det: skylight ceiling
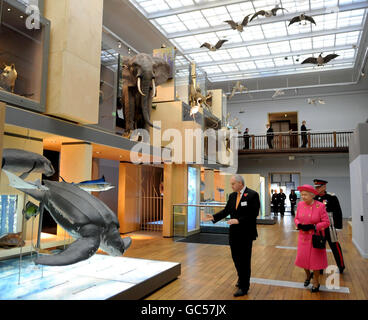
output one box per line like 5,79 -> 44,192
129,0 -> 368,82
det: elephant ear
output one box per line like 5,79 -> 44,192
153,57 -> 171,86
121,56 -> 136,87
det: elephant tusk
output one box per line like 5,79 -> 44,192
137,77 -> 146,96
152,79 -> 156,98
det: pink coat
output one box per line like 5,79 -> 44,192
294,200 -> 330,270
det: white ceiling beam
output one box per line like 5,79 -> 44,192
146,0 -> 251,20
163,2 -> 367,39
192,44 -> 355,68
206,58 -> 355,81
181,25 -> 362,55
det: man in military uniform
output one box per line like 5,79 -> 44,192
314,179 -> 345,274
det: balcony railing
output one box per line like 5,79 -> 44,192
238,130 -> 353,152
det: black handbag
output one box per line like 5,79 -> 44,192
312,228 -> 326,249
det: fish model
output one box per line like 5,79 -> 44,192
22,201 -> 40,220
2,148 -> 55,179
3,170 -> 132,266
61,176 -> 115,192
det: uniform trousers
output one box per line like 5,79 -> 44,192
229,232 -> 253,291
325,228 -> 345,270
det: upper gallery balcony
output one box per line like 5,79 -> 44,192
238,130 -> 353,154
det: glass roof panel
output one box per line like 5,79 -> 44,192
129,0 -> 367,81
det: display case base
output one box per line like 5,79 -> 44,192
0,253 -> 180,300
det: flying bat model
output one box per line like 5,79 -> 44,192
200,39 -> 228,51
302,53 -> 339,66
224,14 -> 252,32
250,5 -> 288,22
289,13 -> 316,26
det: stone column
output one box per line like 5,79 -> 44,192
44,0 -> 103,124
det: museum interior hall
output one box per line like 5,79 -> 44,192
0,0 -> 368,302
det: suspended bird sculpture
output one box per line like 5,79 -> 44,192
302,53 -> 339,66
272,89 -> 285,99
307,98 -> 326,105
229,81 -> 249,99
250,5 -> 288,22
288,13 -> 316,26
200,39 -> 228,51
224,14 -> 252,32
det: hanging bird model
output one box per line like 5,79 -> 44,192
229,81 -> 249,99
224,14 -> 252,32
250,5 -> 288,22
288,13 -> 316,26
272,89 -> 285,99
302,53 -> 339,66
200,39 -> 228,51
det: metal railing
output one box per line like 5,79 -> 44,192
238,130 -> 353,151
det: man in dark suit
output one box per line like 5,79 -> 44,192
203,175 -> 260,297
278,188 -> 286,217
313,179 -> 345,274
271,189 -> 279,216
243,128 -> 250,149
300,120 -> 308,148
289,189 -> 297,216
266,123 -> 274,149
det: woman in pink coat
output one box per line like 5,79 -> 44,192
295,185 -> 330,292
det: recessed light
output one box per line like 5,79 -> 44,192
95,151 -> 101,154
20,15 -> 24,19
7,8 -> 11,12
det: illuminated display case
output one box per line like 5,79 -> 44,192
0,0 -> 50,112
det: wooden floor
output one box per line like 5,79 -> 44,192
123,216 -> 368,300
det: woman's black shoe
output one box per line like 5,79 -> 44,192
311,284 -> 320,293
304,272 -> 314,287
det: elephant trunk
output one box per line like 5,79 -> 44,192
140,77 -> 159,129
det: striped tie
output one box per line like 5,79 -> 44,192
236,191 -> 241,209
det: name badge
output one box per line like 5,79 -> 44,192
241,201 -> 247,206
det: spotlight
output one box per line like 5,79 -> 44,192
7,8 -> 11,12
362,71 -> 366,77
118,41 -> 122,49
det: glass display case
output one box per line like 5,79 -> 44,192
173,202 -> 227,237
0,0 -> 49,112
90,42 -> 119,133
174,55 -> 190,105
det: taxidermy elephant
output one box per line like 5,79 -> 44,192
121,53 -> 171,136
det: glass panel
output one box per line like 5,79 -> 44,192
0,1 -> 45,103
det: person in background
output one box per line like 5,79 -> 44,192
300,120 -> 308,148
266,123 -> 274,149
243,128 -> 250,150
294,185 -> 330,293
278,188 -> 286,217
202,175 -> 260,297
271,189 -> 279,217
313,179 -> 345,274
289,189 -> 297,216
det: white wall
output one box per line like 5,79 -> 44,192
229,91 -> 368,134
350,154 -> 368,258
238,154 -> 351,218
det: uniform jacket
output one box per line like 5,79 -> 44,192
314,192 -> 343,229
213,187 -> 260,240
294,200 -> 330,270
271,193 -> 278,204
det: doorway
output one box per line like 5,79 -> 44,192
268,112 -> 298,148
269,172 -> 300,215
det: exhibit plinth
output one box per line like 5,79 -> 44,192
0,253 -> 181,300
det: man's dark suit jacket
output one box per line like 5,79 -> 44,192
212,187 -> 260,241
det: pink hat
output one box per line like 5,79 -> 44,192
297,184 -> 319,195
